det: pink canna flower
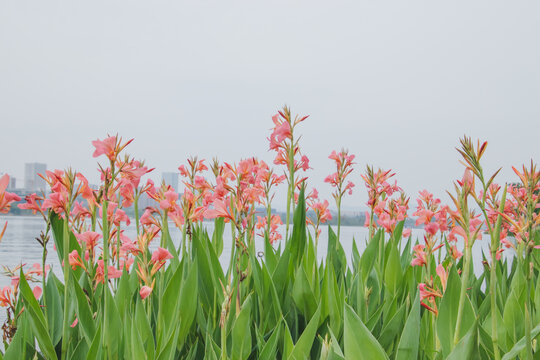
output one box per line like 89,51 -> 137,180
0,286 -> 13,307
436,264 -> 448,291
18,193 -> 45,216
70,318 -> 78,328
411,244 -> 427,267
92,135 -> 133,162
140,285 -> 153,300
159,189 -> 179,212
42,192 -> 68,216
75,231 -> 102,250
151,247 -> 173,264
0,174 -> 21,213
92,136 -> 117,159
402,228 -> 412,238
204,198 -> 235,223
32,286 -> 42,300
68,250 -> 85,271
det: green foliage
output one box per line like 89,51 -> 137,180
2,192 -> 539,359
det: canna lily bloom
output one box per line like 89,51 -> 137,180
140,285 -> 153,300
92,135 -> 133,162
159,189 -> 179,212
0,286 -> 13,307
75,231 -> 102,250
418,283 -> 442,315
68,250 -> 85,271
94,261 -> 123,284
42,192 -> 68,216
0,174 -> 21,213
411,244 -> 427,267
32,286 -> 42,300
151,247 -> 174,274
151,247 -> 173,264
18,193 -> 45,216
204,198 -> 236,223
436,264 -> 448,291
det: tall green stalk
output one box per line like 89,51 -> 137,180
60,216 -> 70,360
453,243 -> 471,347
101,199 -> 110,356
489,185 -> 506,360
337,197 -> 342,242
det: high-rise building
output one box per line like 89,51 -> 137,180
162,172 -> 179,193
24,163 -> 47,192
7,176 -> 16,190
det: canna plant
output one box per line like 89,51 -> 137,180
0,110 -> 539,359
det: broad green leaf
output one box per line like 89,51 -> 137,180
292,265 -> 318,320
436,266 -> 476,357
501,323 -> 540,360
177,262 -> 199,350
18,269 -> 57,360
395,292 -> 420,360
383,243 -> 402,295
231,295 -> 253,360
45,272 -> 63,346
288,307 -> 321,360
212,217 -> 225,257
344,304 -> 389,360
446,321 -> 477,360
157,258 -> 185,351
259,323 -> 282,360
71,274 -> 96,346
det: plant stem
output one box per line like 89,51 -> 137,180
221,323 -> 227,360
134,195 -> 140,237
61,217 -> 70,360
453,245 -> 471,347
41,221 -> 50,331
101,199 -> 110,356
336,196 -> 342,244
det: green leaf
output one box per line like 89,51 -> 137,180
50,212 -> 83,279
18,269 -> 58,360
288,306 -> 321,360
212,217 -> 225,257
395,292 -> 420,360
501,323 -> 540,360
259,323 -> 282,360
436,266 -> 476,357
70,275 -> 96,346
383,243 -> 402,295
157,258 -> 185,352
231,295 -> 253,360
290,186 -> 307,267
344,304 -> 389,360
292,265 -> 318,320
45,272 -> 63,346
3,312 -> 28,360
177,262 -> 199,350
446,321 -> 477,360
86,321 -> 102,360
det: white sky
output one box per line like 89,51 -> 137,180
1,1 -> 539,210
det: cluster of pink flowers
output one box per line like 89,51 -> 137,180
0,174 -> 21,242
325,149 -> 355,198
361,167 -> 410,236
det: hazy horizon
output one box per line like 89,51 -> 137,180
1,1 -> 539,210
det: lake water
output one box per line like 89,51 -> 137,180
0,216 -> 504,290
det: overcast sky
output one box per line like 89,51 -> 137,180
1,1 -> 539,210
